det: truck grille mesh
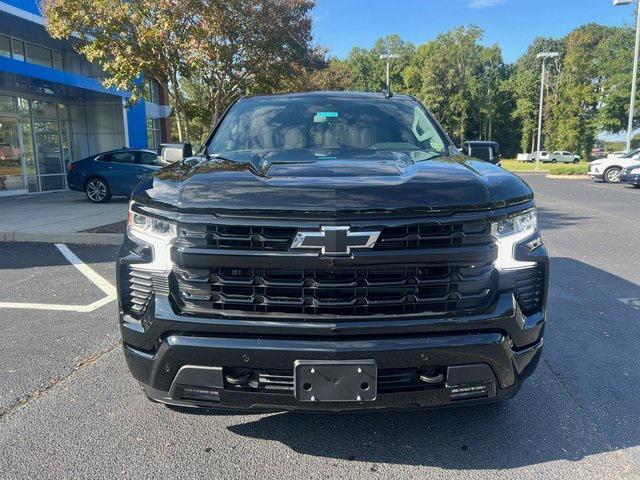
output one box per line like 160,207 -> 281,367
173,263 -> 497,317
176,221 -> 492,252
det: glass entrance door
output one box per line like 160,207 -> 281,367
33,119 -> 66,191
0,116 -> 27,195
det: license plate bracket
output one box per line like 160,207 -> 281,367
294,360 -> 377,402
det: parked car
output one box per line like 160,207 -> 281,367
620,163 -> 640,187
588,150 -> 640,183
532,151 -> 549,162
548,151 -> 580,164
67,148 -> 166,203
461,140 -> 500,164
117,91 -> 548,412
517,153 -> 534,162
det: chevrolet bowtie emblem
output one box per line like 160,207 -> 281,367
291,226 -> 381,255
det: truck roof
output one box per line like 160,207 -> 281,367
242,91 -> 416,101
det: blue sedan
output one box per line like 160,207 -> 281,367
67,149 -> 164,203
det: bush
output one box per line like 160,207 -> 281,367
548,164 -> 589,175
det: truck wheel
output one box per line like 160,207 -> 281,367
604,167 -> 622,183
550,159 -> 557,164
85,177 -> 112,203
573,159 -> 579,164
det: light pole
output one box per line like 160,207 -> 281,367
614,0 -> 640,152
379,54 -> 400,91
535,51 -> 560,171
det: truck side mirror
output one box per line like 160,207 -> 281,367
158,143 -> 193,163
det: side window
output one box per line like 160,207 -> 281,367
110,152 -> 136,164
139,152 -> 160,165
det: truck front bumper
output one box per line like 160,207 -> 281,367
120,292 -> 546,412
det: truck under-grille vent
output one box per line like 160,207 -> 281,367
173,263 -> 496,317
514,264 -> 546,315
176,221 -> 492,252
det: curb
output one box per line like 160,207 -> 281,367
545,174 -> 590,180
0,231 -> 123,245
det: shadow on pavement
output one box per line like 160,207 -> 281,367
222,257 -> 640,471
536,206 -> 590,231
0,242 -> 118,270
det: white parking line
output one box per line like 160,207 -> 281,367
618,298 -> 640,310
54,243 -> 117,297
0,243 -> 116,313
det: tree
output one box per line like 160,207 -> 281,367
551,24 -> 611,158
42,0 -> 197,140
41,0 -> 319,139
508,37 -> 564,154
596,26 -> 637,134
185,0 -> 319,127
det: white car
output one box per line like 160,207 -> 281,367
532,151 -> 549,162
588,150 -> 640,183
548,150 -> 580,164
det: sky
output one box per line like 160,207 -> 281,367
312,0 -> 635,64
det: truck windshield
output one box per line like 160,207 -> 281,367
207,95 -> 447,160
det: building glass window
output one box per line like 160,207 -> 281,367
0,95 -> 72,194
146,118 -> 160,149
17,97 -> 30,116
30,100 -> 58,118
26,43 -> 53,68
0,95 -> 16,113
0,35 -> 10,58
144,79 -> 160,104
11,39 -> 25,62
52,51 -> 64,70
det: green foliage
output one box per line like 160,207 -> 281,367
548,164 -> 589,175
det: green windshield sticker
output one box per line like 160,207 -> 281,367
314,111 -> 339,123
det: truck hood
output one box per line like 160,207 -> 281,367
134,152 -> 533,215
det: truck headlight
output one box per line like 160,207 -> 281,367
492,209 -> 538,270
127,203 -> 177,272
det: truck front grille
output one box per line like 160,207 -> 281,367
176,221 -> 493,252
173,263 -> 497,317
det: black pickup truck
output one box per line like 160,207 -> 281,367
117,91 -> 548,411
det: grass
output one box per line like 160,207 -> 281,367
500,159 -> 550,172
547,164 -> 589,175
500,159 -> 590,174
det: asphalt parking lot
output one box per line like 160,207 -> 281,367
0,174 -> 639,480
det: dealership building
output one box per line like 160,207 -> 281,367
0,0 -> 171,196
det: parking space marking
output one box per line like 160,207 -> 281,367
54,243 -> 116,297
0,243 -> 116,313
618,298 -> 640,310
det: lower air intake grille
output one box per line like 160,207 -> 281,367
515,264 -> 546,315
173,264 -> 496,318
126,268 -> 170,317
223,368 -> 443,394
128,268 -> 153,316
